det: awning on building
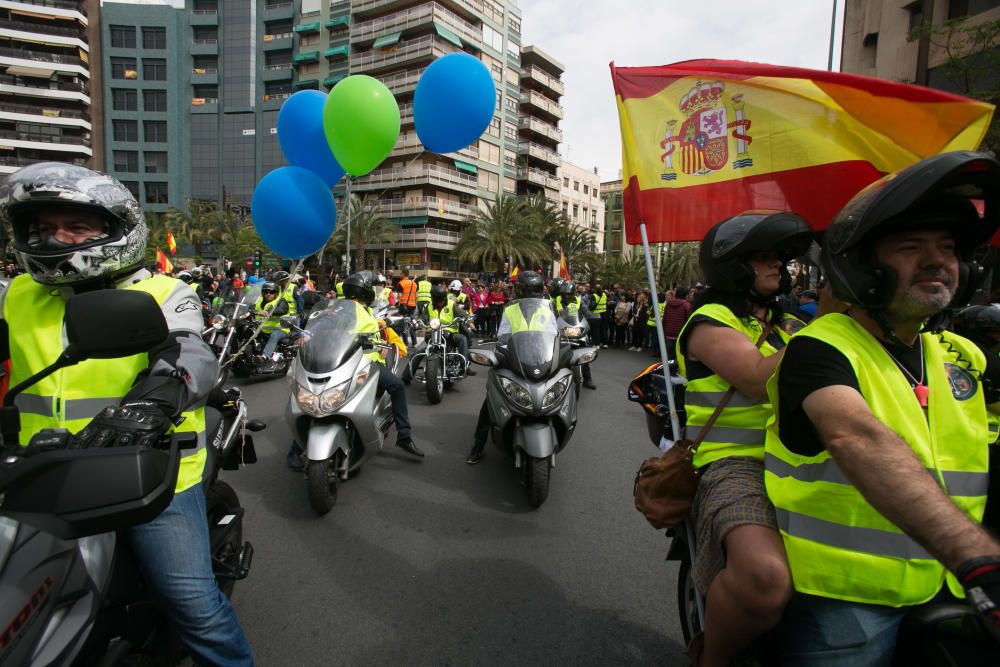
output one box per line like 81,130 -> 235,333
292,51 -> 320,64
323,74 -> 346,89
4,65 -> 55,78
372,31 -> 402,49
294,22 -> 321,34
453,159 -> 478,175
325,16 -> 350,29
433,23 -> 464,49
293,79 -> 319,90
396,216 -> 428,227
324,45 -> 348,59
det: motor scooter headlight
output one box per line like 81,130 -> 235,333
296,380 -> 351,416
541,376 -> 572,409
563,326 -> 582,338
211,314 -> 228,330
296,384 -> 320,415
498,376 -> 533,410
429,317 -> 441,330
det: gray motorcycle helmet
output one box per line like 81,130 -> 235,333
1,162 -> 147,286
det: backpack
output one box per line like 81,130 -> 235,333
614,300 -> 631,325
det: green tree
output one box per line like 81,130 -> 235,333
599,254 -> 647,290
329,195 -> 395,272
657,242 -> 701,288
552,225 -> 602,280
163,198 -> 218,258
144,210 -> 170,266
453,194 -> 548,273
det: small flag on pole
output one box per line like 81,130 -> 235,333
509,265 -> 520,280
156,247 -> 173,274
559,249 -> 570,280
166,232 -> 177,254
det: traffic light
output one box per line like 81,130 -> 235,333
254,250 -> 262,268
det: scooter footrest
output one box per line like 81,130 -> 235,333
214,541 -> 253,580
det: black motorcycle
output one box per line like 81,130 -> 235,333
407,315 -> 473,404
0,289 -> 264,666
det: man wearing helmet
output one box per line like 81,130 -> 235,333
0,162 -> 252,664
465,271 -> 554,464
765,152 -> 1000,664
403,284 -> 475,384
554,281 -> 596,390
676,210 -> 814,666
342,271 -> 423,458
255,281 -> 290,369
448,279 -> 468,307
272,270 -> 301,319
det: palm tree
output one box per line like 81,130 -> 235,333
163,198 -> 218,258
329,195 -> 395,272
600,254 -> 648,290
453,194 -> 548,273
552,224 -> 602,280
658,242 -> 701,288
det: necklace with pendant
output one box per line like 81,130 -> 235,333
881,336 -> 929,407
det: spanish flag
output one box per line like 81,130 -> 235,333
610,59 -> 995,243
559,249 -> 570,281
156,247 -> 173,274
509,265 -> 520,280
166,232 -> 177,254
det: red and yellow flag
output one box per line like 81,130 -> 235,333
155,247 -> 173,274
610,59 -> 995,244
559,250 -> 570,281
166,232 -> 177,254
509,265 -> 520,280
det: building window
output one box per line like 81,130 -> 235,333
905,1 -> 925,32
145,181 -> 168,204
121,181 -> 140,200
112,88 -> 138,111
144,90 -> 167,112
110,25 -> 136,49
508,15 -> 521,33
949,0 -> 1000,18
572,204 -> 578,220
504,96 -> 517,113
142,27 -> 167,50
113,119 -> 138,142
591,210 -> 597,225
503,122 -> 517,141
504,149 -> 516,167
487,116 -> 501,138
144,120 -> 167,143
583,184 -> 589,195
145,151 -> 168,173
863,33 -> 878,68
143,58 -> 166,81
113,150 -> 139,173
573,180 -> 579,191
563,176 -> 569,187
482,24 -> 504,52
300,33 -> 320,47
111,58 -> 138,80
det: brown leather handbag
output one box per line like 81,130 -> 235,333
633,324 -> 772,530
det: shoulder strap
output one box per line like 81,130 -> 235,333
690,323 -> 773,450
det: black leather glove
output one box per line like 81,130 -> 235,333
71,401 -> 173,449
957,555 -> 1000,640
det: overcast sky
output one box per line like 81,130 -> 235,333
518,0 -> 845,182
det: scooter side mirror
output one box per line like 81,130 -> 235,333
65,289 -> 169,362
571,348 -> 598,366
469,349 -> 497,367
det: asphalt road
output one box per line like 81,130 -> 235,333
225,346 -> 688,666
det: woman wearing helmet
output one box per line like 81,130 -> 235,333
676,210 -> 813,666
765,152 -> 1000,664
0,162 -> 252,664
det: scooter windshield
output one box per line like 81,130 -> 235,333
228,284 -> 262,320
298,299 -> 364,373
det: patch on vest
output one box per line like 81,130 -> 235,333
781,318 -> 805,335
944,363 -> 977,401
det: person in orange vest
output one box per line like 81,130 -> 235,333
397,268 -> 418,347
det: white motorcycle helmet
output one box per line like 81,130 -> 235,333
1,162 -> 147,287
449,279 -> 462,293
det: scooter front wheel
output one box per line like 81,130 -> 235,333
307,458 -> 339,515
525,455 -> 551,508
426,356 -> 444,404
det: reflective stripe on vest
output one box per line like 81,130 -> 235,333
417,280 -> 432,303
676,303 -> 786,468
764,314 -> 989,606
592,292 -> 606,314
646,302 -> 666,327
282,283 -> 297,315
4,274 -> 207,493
428,301 -> 458,333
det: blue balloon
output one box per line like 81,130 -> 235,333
251,167 -> 336,259
277,90 -> 345,187
414,53 -> 496,154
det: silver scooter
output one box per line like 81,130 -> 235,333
285,299 -> 403,515
469,298 -> 597,507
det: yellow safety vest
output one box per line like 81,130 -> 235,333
504,301 -> 555,333
592,292 -> 607,314
350,300 -> 384,365
428,300 -> 458,333
449,291 -> 468,306
416,280 -> 432,304
375,286 -> 391,303
4,275 -> 207,493
336,281 -> 344,298
646,301 -> 666,327
254,296 -> 287,333
677,303 -> 788,468
553,296 -> 580,318
281,283 -> 297,315
765,314 -> 989,607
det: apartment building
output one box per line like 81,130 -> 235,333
517,44 -> 562,200
601,178 -> 630,260
841,0 -> 1000,86
0,0 -> 98,175
293,0 -> 349,93
558,160 -> 603,253
101,0 -> 298,214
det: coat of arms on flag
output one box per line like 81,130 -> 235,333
661,80 -> 752,180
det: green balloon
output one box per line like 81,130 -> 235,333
323,75 -> 401,177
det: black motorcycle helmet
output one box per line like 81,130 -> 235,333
548,277 -> 564,295
342,270 -> 375,305
273,270 -> 290,285
261,281 -> 278,299
700,210 -> 814,295
559,280 -> 576,297
430,284 -> 448,306
952,304 -> 1000,350
176,270 -> 194,285
514,270 -> 544,298
822,151 -> 1000,316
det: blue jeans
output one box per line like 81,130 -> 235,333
776,593 -> 906,666
262,329 -> 287,358
127,485 -> 254,666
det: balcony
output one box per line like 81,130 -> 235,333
295,21 -> 321,34
376,196 -> 476,222
0,18 -> 83,39
0,100 -> 89,127
352,2 -> 480,50
292,51 -> 320,66
522,65 -> 564,96
522,90 -> 563,120
352,34 -> 456,74
388,225 -> 463,250
191,66 -> 218,84
293,78 -> 319,90
0,74 -> 89,103
262,32 -> 293,51
517,116 -> 562,144
325,15 -> 350,31
324,45 -> 348,60
190,8 -> 218,25
0,127 -> 91,155
191,96 -> 219,106
263,63 -> 292,81
516,141 -> 559,167
322,73 -> 345,89
354,163 -> 478,194
352,0 -> 485,20
376,68 -> 421,95
517,167 -> 559,190
263,1 -> 294,20
191,38 -> 218,55
0,45 -> 83,68
399,101 -> 413,125
261,92 -> 290,110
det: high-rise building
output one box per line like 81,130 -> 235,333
0,0 -> 99,176
557,160 -> 603,253
101,0 -> 299,214
293,0 -> 349,94
517,45 -> 562,199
